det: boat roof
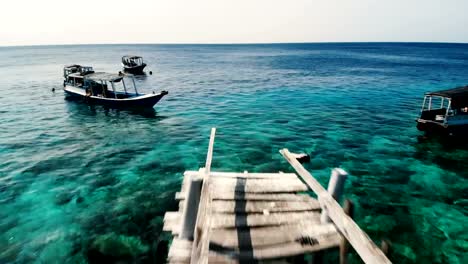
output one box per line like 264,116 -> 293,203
64,64 -> 93,70
122,55 -> 142,59
426,85 -> 468,98
84,72 -> 124,82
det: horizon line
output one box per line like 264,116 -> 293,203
1,40 -> 468,48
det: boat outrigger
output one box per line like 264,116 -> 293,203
63,65 -> 167,109
122,55 -> 147,74
417,85 -> 468,136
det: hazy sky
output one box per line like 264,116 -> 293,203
1,0 -> 467,46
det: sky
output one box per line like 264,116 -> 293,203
1,0 -> 467,46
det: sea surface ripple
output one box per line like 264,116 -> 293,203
0,43 -> 467,263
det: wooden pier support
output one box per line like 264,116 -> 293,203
340,199 -> 354,264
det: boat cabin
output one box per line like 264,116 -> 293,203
122,56 -> 144,67
417,85 -> 468,135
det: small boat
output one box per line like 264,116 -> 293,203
122,55 -> 147,74
63,65 -> 167,109
416,85 -> 468,136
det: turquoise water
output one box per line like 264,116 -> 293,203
0,43 -> 467,263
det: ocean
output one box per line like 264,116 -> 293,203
0,43 -> 467,263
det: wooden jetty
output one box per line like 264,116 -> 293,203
163,128 -> 392,263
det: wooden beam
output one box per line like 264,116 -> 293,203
204,128 -> 216,176
191,128 -> 217,264
280,149 -> 392,264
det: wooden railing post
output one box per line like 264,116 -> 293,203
190,128 -> 216,264
321,168 -> 348,223
381,240 -> 391,256
340,199 -> 354,264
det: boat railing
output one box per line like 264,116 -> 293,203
420,95 -> 452,124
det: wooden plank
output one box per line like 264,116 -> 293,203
179,192 -> 321,212
280,149 -> 392,264
210,223 -> 339,248
247,233 -> 341,259
211,200 -> 320,213
179,192 -> 315,201
169,238 -> 237,264
185,170 -> 297,179
210,211 -> 321,229
211,193 -> 316,201
163,212 -> 180,233
211,178 -> 308,193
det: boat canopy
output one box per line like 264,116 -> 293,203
122,55 -> 144,66
122,55 -> 142,60
426,85 -> 468,109
64,64 -> 82,70
85,72 -> 124,82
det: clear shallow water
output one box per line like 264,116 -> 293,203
0,43 -> 467,263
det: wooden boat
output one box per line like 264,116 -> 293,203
122,55 -> 147,74
63,65 -> 167,109
416,85 -> 468,136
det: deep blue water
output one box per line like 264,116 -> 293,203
0,43 -> 467,263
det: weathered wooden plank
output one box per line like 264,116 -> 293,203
169,238 -> 237,264
280,149 -> 392,264
211,193 -> 316,201
211,200 -> 320,213
185,170 -> 297,179
210,211 -> 321,229
247,233 -> 341,259
210,223 -> 338,248
163,211 -> 180,233
211,178 -> 308,193
179,192 -> 316,201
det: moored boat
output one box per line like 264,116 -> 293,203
63,65 -> 167,109
121,55 -> 147,74
416,85 -> 468,136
